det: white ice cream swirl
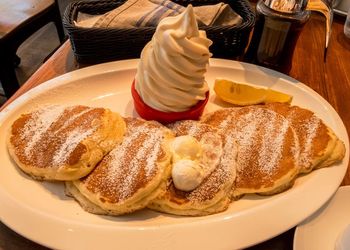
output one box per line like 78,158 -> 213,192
135,5 -> 212,112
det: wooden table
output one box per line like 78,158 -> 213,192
0,13 -> 349,250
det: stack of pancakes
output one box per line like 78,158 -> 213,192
7,105 -> 126,181
7,103 -> 345,216
201,103 -> 345,198
66,118 -> 174,215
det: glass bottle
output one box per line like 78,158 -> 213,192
245,0 -> 333,74
345,7 -> 350,38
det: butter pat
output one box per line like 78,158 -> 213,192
170,134 -> 222,192
172,135 -> 202,161
171,136 -> 204,191
172,159 -> 204,191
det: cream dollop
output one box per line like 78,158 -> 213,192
172,135 -> 202,160
171,134 -> 222,191
172,159 -> 204,191
135,5 -> 212,112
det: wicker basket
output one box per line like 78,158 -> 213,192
63,0 -> 256,64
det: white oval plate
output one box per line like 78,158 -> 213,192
294,186 -> 350,250
0,59 -> 348,250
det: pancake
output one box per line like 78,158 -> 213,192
202,106 -> 300,197
315,139 -> 345,169
66,117 -> 174,215
264,102 -> 345,173
148,120 -> 236,216
7,105 -> 125,181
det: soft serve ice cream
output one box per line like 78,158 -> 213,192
135,5 -> 212,113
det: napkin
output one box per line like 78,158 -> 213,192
75,0 -> 242,28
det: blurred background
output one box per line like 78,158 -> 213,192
0,0 -> 348,107
0,0 -> 91,106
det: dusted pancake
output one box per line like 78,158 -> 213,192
202,106 -> 300,197
264,103 -> 345,173
67,118 -> 174,215
7,105 -> 125,181
149,120 -> 236,216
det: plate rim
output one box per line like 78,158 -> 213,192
293,185 -> 350,250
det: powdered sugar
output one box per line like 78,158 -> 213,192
258,116 -> 289,174
22,105 -> 65,157
186,122 -> 201,138
105,128 -> 144,199
145,135 -> 162,176
284,108 -> 321,169
233,112 -> 258,155
16,105 -> 105,168
239,109 -> 292,176
220,132 -> 237,174
214,107 -> 298,178
103,121 -> 166,201
54,107 -> 93,134
52,127 -> 94,166
199,132 -> 223,176
217,111 -> 235,131
298,115 -> 321,167
119,129 -> 163,200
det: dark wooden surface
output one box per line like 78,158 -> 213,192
0,0 -> 55,36
0,13 -> 349,250
291,14 -> 350,185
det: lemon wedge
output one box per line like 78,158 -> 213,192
214,79 -> 292,106
265,89 -> 293,103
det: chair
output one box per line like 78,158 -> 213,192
0,0 -> 65,98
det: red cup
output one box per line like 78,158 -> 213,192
131,80 -> 209,124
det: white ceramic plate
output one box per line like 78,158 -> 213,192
294,186 -> 350,250
0,59 -> 348,250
